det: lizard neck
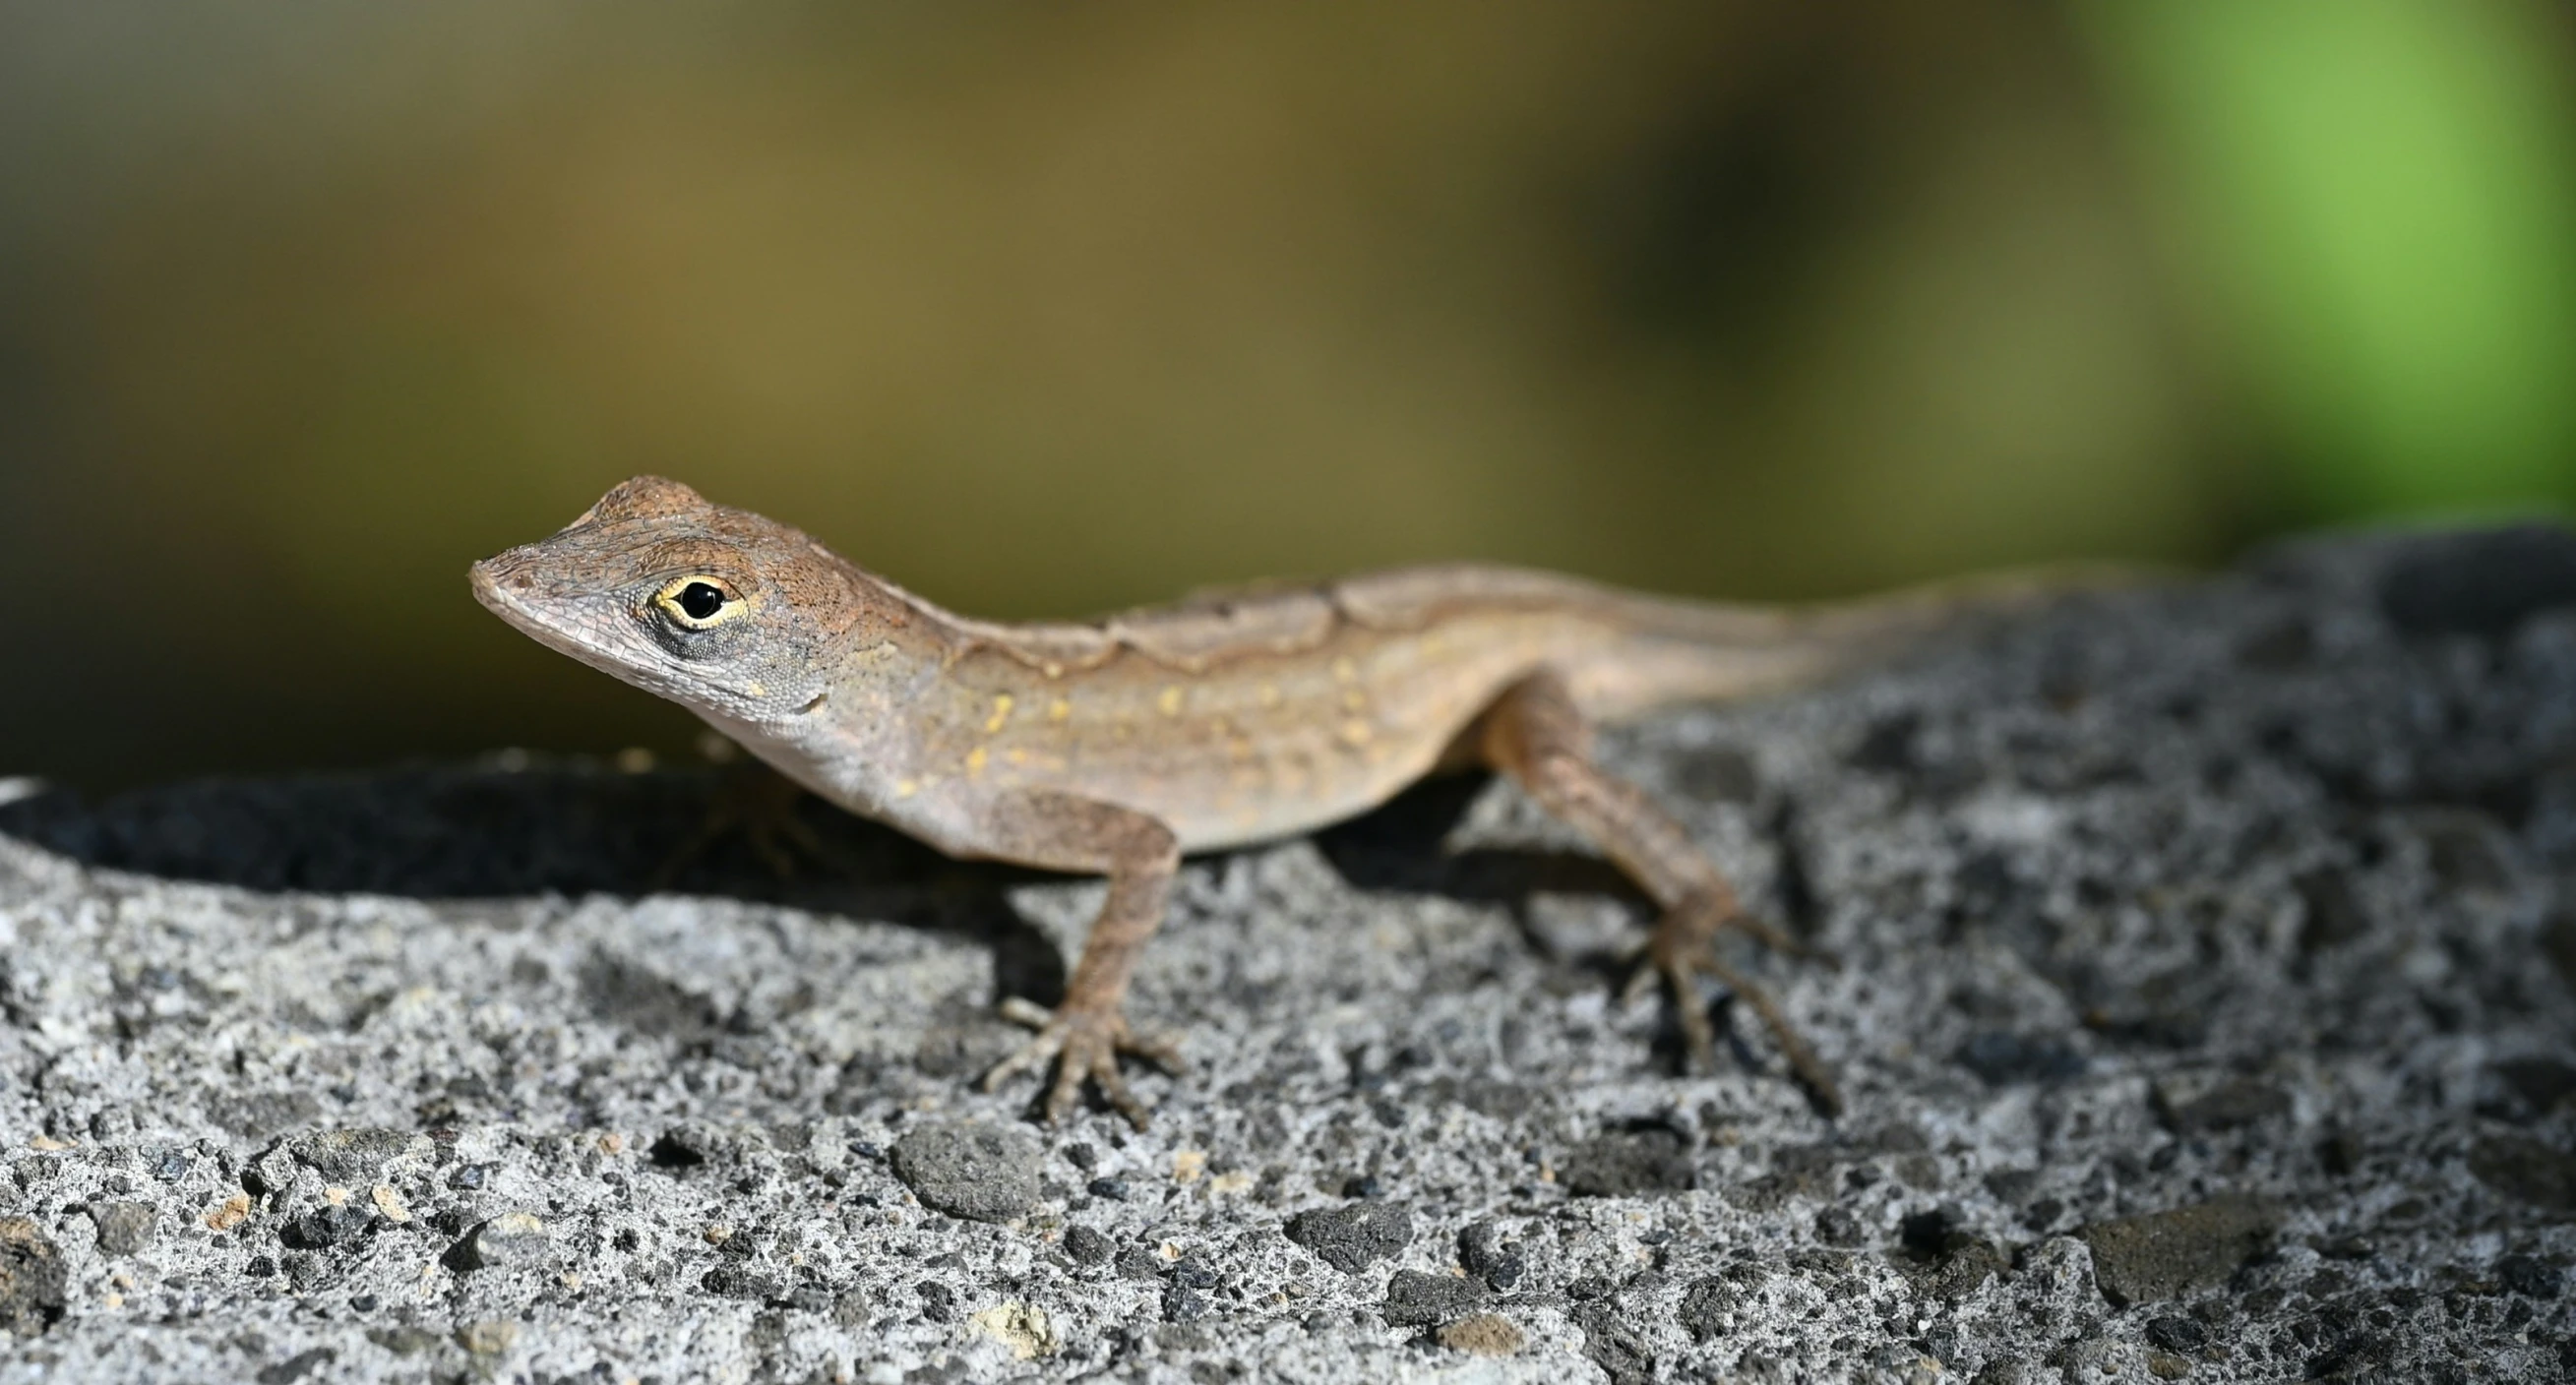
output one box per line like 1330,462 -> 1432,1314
693,615 -> 977,838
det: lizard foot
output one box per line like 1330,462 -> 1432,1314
1624,892 -> 1843,1118
981,995 -> 1187,1129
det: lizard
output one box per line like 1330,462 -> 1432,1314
472,475 -> 2091,1127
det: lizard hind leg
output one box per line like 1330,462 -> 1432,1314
1476,669 -> 1845,1117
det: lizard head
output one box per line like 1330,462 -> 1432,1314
470,476 -> 889,726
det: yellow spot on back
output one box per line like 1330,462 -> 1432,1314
892,778 -> 921,799
1157,686 -> 1185,717
1257,683 -> 1282,708
1340,688 -> 1368,712
1048,697 -> 1073,721
1331,656 -> 1358,684
985,694 -> 1014,733
1006,748 -> 1029,765
965,746 -> 989,776
1338,719 -> 1373,747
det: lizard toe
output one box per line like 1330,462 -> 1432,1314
1637,900 -> 1842,1114
986,999 -> 1167,1130
1117,1028 -> 1189,1076
1637,933 -> 1724,1074
1087,1053 -> 1151,1130
1041,1031 -> 1095,1125
979,1021 -> 1069,1094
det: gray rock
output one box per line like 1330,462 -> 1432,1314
2495,1252 -> 2564,1298
2470,1134 -> 2576,1216
83,1202 -> 155,1258
701,1264 -> 780,1300
1063,1225 -> 1115,1265
1283,1202 -> 1412,1273
1562,1126 -> 1693,1197
212,1092 -> 323,1143
455,1319 -> 518,1355
2153,1074 -> 2291,1133
1457,1219 -> 1522,1289
887,1121 -> 1041,1223
1380,1268 -> 1485,1326
2141,1314 -> 2206,1354
830,1291 -> 873,1329
1954,1030 -> 2086,1086
252,1347 -> 334,1384
1572,1301 -> 1657,1385
0,527 -> 2570,1381
2077,1195 -> 2278,1305
1678,1274 -> 1740,1342
279,1205 -> 373,1250
450,1212 -> 549,1271
282,1128 -> 424,1183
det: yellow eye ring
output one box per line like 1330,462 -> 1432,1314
653,575 -> 746,630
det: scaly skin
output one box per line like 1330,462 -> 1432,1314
473,476 -> 2093,1125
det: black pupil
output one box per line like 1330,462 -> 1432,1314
676,582 -> 726,621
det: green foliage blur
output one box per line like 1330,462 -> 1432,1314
2,1 -> 2570,788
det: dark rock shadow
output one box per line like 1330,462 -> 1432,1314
1311,770 -> 1648,925
0,762 -> 1695,1027
0,762 -> 1682,1020
0,760 -> 1069,1008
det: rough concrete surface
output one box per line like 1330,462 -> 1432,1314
3,527 -> 2575,1383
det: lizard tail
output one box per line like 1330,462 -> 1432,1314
1562,562 -> 2164,722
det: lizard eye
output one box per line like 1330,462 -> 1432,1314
654,575 -> 745,630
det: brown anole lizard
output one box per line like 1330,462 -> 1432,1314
473,476 -> 2085,1126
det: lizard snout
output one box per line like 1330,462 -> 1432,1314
466,552 -> 547,622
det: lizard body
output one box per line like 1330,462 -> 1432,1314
473,476 -> 2076,1124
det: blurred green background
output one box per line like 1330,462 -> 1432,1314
3,1 -> 2571,789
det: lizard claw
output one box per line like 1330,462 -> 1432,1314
982,997 -> 1187,1129
1629,894 -> 1843,1118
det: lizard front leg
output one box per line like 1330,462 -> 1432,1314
973,791 -> 1188,1127
1476,669 -> 1843,1116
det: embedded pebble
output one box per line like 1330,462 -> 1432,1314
451,1213 -> 549,1271
2077,1196 -> 2279,1305
888,1122 -> 1042,1224
1380,1268 -> 1485,1326
1283,1202 -> 1412,1273
1561,1127 -> 1694,1197
1436,1312 -> 1525,1356
84,1202 -> 156,1258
